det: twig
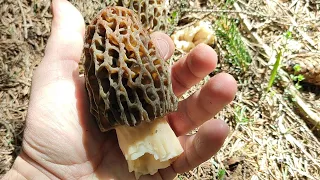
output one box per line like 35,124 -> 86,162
0,119 -> 13,138
295,26 -> 317,49
183,8 -> 275,18
17,0 -> 28,39
16,79 -> 31,86
41,1 -> 51,17
289,0 -> 299,9
0,157 -> 12,168
288,85 -> 320,129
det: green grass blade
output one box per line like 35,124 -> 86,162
267,50 -> 282,91
217,168 -> 226,180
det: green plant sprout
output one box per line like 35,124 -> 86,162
215,17 -> 252,72
290,64 -> 305,90
267,30 -> 292,91
225,0 -> 236,7
234,106 -> 252,124
213,0 -> 251,72
267,49 -> 282,91
217,168 -> 226,180
168,11 -> 178,25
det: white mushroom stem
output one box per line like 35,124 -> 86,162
115,116 -> 184,179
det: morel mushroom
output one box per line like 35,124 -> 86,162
83,6 -> 183,179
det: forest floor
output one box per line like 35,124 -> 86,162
1,0 -> 320,179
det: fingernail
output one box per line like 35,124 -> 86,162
153,37 -> 170,59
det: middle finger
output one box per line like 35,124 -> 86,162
168,73 -> 237,136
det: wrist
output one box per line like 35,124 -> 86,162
3,153 -> 50,180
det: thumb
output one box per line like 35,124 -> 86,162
31,0 -> 85,93
150,31 -> 175,61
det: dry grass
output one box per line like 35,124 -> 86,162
1,0 -> 320,179
0,0 -> 51,175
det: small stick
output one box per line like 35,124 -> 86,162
183,8 -> 276,18
41,1 -> 51,17
17,0 -> 28,39
288,85 -> 320,130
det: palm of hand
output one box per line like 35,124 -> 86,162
24,71 -> 144,179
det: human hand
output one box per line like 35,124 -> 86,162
3,0 -> 237,179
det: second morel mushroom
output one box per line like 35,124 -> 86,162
83,6 -> 184,179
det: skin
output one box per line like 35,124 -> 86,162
3,0 -> 237,180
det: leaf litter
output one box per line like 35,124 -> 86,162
0,0 -> 320,179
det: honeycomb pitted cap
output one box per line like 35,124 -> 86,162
119,0 -> 169,32
83,6 -> 178,131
